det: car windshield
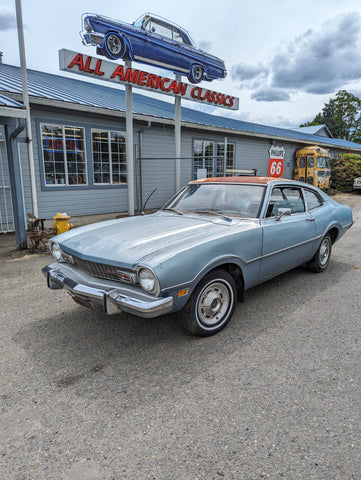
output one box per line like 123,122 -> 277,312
163,183 -> 266,218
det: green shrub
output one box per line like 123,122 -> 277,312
331,153 -> 361,192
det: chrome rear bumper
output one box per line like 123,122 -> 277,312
42,263 -> 173,319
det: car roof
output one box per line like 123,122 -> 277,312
190,176 -> 295,186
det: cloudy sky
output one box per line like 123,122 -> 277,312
1,0 -> 361,127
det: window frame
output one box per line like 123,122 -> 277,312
265,186 -> 306,218
303,188 -> 324,211
192,139 -> 235,180
40,122 -> 87,188
91,128 -> 127,186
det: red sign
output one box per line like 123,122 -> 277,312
268,145 -> 285,177
59,49 -> 239,110
46,137 -> 78,153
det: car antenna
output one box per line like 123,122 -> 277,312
141,188 -> 157,215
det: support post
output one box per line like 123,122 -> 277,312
125,58 -> 134,216
174,74 -> 181,193
15,0 -> 38,217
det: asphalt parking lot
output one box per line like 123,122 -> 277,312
1,193 -> 360,480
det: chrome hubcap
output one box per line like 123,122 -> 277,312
193,66 -> 203,80
319,238 -> 330,266
107,35 -> 122,54
197,281 -> 231,327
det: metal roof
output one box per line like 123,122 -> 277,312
291,124 -> 333,138
0,93 -> 24,108
1,62 -> 361,151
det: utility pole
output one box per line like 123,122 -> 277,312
15,0 -> 38,217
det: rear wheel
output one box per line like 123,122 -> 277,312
307,234 -> 332,272
104,32 -> 126,59
181,269 -> 237,336
188,64 -> 205,84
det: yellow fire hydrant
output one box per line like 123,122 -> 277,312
52,212 -> 74,235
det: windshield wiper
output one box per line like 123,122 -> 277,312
193,209 -> 232,222
162,207 -> 183,215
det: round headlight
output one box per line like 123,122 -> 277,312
50,242 -> 62,261
138,268 -> 158,294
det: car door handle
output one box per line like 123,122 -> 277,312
306,217 -> 315,221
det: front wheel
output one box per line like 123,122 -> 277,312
307,234 -> 332,272
104,32 -> 126,59
180,269 -> 237,336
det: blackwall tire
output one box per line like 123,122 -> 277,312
181,269 -> 237,336
307,234 -> 332,273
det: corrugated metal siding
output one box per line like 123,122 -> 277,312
137,125 -> 176,209
0,127 -> 14,232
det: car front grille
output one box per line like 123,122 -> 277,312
72,255 -> 135,284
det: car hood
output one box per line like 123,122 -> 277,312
55,212 -> 252,270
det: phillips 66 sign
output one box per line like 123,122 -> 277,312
268,145 -> 285,178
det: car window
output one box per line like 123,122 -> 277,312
308,157 -> 314,168
173,28 -> 185,43
147,20 -> 173,40
304,189 -> 323,211
266,187 -> 305,217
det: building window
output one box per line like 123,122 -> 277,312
92,130 -> 127,184
41,124 -> 87,186
193,140 -> 234,179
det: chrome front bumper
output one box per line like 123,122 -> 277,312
42,263 -> 173,319
82,32 -> 104,46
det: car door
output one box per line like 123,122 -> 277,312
259,186 -> 316,281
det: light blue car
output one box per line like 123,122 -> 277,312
43,177 -> 353,336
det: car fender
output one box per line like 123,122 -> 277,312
160,250 -> 261,300
161,255 -> 249,313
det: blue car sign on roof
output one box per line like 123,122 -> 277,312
81,12 -> 227,84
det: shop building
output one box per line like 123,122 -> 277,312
1,61 -> 361,239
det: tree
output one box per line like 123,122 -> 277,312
300,90 -> 361,143
299,113 -> 323,128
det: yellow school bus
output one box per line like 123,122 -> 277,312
294,145 -> 331,189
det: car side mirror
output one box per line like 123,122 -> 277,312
275,208 -> 291,221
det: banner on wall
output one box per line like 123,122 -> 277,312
59,49 -> 239,111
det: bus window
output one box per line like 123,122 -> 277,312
317,156 -> 328,168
